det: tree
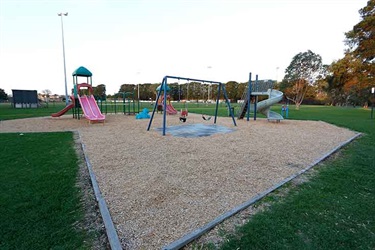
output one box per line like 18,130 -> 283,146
225,81 -> 238,101
344,0 -> 374,104
168,82 -> 179,101
325,53 -> 364,106
93,84 -> 106,100
41,89 -> 52,102
0,88 -> 8,101
118,84 -> 136,94
237,82 -> 247,100
283,50 -> 324,109
345,0 -> 375,68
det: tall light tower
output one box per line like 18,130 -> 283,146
58,12 -> 69,106
276,66 -> 279,83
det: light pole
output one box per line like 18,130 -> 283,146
58,12 -> 69,106
276,67 -> 279,84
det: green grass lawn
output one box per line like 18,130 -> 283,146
0,102 -> 67,120
212,105 -> 375,250
0,132 -> 98,249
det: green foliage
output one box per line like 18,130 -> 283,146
283,50 -> 325,109
119,83 -> 137,94
0,132 -> 91,249
335,0 -> 375,106
0,88 -> 8,101
345,0 -> 375,64
93,84 -> 106,100
117,81 -> 250,102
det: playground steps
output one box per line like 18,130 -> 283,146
250,81 -> 274,95
238,100 -> 249,120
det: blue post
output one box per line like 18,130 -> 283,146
246,72 -> 252,121
147,77 -> 164,131
286,105 -> 289,118
114,98 -> 117,114
163,78 -> 168,136
222,85 -> 237,126
253,74 -> 258,121
214,83 -> 221,124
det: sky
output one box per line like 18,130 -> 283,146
0,0 -> 368,96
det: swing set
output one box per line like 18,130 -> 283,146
147,75 -> 237,135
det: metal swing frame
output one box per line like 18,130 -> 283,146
147,75 -> 237,136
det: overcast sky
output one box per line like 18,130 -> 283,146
0,0 -> 367,95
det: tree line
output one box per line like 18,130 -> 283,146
105,80 -> 271,102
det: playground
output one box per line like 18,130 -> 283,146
0,112 -> 359,249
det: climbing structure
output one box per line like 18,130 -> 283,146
238,73 -> 284,122
72,66 -> 105,123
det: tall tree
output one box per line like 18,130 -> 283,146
225,81 -> 238,101
41,89 -> 52,102
118,84 -> 136,94
0,88 -> 8,101
344,0 -> 374,104
283,50 -> 324,109
326,53 -> 364,106
93,84 -> 106,100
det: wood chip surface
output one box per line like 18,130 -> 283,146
0,113 -> 358,249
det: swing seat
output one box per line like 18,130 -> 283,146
179,117 -> 187,123
181,110 -> 188,117
202,114 -> 212,121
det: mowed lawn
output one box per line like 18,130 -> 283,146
213,106 -> 375,250
0,132 -> 97,249
0,103 -> 374,249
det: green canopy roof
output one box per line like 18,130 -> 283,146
72,66 -> 92,77
156,84 -> 170,91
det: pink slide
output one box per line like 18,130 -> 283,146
51,103 -> 74,117
166,104 -> 177,115
78,95 -> 105,123
51,96 -> 74,117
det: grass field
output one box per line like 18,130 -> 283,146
209,106 -> 375,250
0,103 -> 374,249
0,132 -> 95,249
0,101 -> 238,120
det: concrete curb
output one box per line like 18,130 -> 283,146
162,132 -> 362,250
78,132 -> 122,250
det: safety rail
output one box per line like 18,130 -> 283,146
251,81 -> 274,93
